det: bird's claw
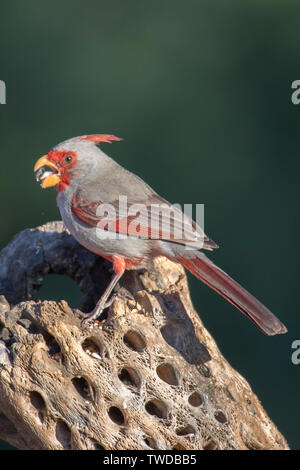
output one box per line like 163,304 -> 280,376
77,293 -> 123,327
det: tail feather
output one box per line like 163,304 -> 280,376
177,253 -> 287,336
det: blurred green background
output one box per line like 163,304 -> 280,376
0,0 -> 299,450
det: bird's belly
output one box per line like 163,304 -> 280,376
57,191 -> 151,263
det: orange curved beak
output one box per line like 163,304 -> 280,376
34,156 -> 61,188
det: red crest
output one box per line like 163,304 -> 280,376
79,134 -> 123,144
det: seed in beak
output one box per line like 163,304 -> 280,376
35,166 -> 52,181
35,165 -> 59,186
35,167 -> 46,182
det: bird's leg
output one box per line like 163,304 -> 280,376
81,271 -> 123,324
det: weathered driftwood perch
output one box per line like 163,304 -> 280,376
0,222 -> 288,450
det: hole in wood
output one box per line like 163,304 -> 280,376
29,391 -> 46,423
55,419 -> 72,450
203,438 -> 218,450
196,362 -> 211,378
30,391 -> 46,412
71,377 -> 93,401
81,337 -> 103,359
214,410 -> 227,424
94,443 -> 105,450
188,391 -> 203,407
176,425 -> 196,436
123,330 -> 146,352
144,437 -> 159,449
145,399 -> 168,419
40,330 -> 61,360
173,443 -> 187,450
88,439 -> 105,450
156,363 -> 179,386
108,406 -> 125,425
118,367 -> 140,388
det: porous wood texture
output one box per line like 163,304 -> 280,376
0,222 -> 288,450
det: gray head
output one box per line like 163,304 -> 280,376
34,134 -> 123,190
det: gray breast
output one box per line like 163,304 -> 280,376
56,187 -> 152,261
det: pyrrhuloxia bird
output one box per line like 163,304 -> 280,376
34,134 -> 287,335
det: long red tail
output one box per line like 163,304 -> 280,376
177,253 -> 287,335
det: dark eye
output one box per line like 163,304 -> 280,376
64,155 -> 73,164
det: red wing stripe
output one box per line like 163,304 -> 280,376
71,193 -> 215,248
72,195 -> 178,240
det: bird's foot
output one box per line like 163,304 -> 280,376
77,293 -> 123,327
